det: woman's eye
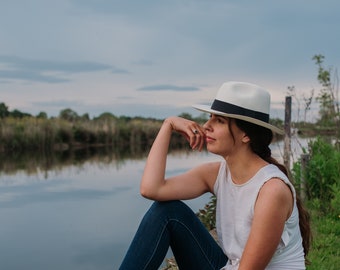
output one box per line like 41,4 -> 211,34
217,117 -> 225,123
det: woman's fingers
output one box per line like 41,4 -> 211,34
166,116 -> 205,151
189,126 -> 205,151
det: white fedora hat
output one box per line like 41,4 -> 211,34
193,81 -> 284,135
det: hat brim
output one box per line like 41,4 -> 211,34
193,104 -> 284,135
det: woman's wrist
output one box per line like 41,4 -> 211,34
163,117 -> 176,131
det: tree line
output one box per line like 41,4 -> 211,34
0,104 -> 212,155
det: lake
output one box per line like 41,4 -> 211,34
0,137 -> 309,270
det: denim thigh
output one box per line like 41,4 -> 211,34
119,200 -> 227,270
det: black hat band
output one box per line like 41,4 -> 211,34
211,99 -> 269,123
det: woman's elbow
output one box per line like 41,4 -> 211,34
140,186 -> 150,199
140,185 -> 156,200
140,184 -> 167,201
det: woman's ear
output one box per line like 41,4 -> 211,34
242,133 -> 250,143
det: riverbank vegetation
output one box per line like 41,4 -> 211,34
0,104 -> 215,154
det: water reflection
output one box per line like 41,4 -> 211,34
0,148 -> 216,270
0,146 -> 140,177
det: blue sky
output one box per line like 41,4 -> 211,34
0,0 -> 339,121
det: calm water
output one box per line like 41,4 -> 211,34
0,150 -> 218,270
0,137 -> 309,270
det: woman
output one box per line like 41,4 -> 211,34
119,81 -> 311,270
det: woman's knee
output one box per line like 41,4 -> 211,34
145,200 -> 189,217
145,200 -> 195,222
148,200 -> 185,215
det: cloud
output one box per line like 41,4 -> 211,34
0,69 -> 71,83
70,0 -> 164,17
32,99 -> 83,109
132,59 -> 154,66
111,67 -> 130,74
138,84 -> 200,91
0,55 -> 127,83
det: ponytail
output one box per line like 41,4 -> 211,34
234,119 -> 312,259
265,156 -> 311,258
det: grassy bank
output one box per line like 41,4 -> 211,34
0,115 -> 210,154
306,204 -> 339,270
0,116 -> 163,153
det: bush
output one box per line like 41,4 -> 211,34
293,137 -> 340,214
196,195 -> 216,230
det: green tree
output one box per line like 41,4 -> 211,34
0,102 -> 9,118
81,113 -> 90,121
178,112 -> 194,120
94,112 -> 117,121
312,55 -> 340,130
36,111 -> 48,119
9,109 -> 31,118
59,108 -> 79,122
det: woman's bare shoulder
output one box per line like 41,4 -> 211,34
191,161 -> 222,191
194,160 -> 221,172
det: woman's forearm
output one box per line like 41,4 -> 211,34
140,119 -> 173,199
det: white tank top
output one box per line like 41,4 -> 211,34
214,160 -> 305,270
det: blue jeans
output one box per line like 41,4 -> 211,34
119,200 -> 228,270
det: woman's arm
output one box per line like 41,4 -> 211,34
238,178 -> 293,270
140,116 -> 216,201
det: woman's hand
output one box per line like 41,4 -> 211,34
164,116 -> 205,151
141,116 -> 214,201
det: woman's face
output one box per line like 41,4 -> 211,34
203,114 -> 246,157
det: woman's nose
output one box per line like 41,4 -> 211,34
203,120 -> 211,131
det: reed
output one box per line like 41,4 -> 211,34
0,116 -> 165,154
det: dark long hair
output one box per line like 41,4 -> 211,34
232,118 -> 311,258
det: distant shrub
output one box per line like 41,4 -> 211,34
293,137 -> 340,214
196,195 -> 216,231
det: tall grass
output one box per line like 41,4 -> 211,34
0,116 -> 165,154
306,202 -> 340,270
0,117 -> 58,152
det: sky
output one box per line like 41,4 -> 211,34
0,0 -> 339,121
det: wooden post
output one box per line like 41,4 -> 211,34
300,154 -> 309,201
284,96 -> 292,174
